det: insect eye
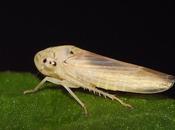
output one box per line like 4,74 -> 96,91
43,58 -> 47,63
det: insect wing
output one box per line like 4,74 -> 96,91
64,50 -> 174,93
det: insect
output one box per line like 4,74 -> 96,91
24,45 -> 175,114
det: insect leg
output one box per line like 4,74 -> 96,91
23,76 -> 60,94
24,77 -> 87,114
85,87 -> 133,108
63,85 -> 87,115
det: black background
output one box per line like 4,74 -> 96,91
0,2 -> 174,77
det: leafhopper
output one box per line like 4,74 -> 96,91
24,45 -> 175,114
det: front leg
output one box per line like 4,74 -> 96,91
24,76 -> 87,114
23,77 -> 63,94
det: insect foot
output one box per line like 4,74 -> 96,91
23,89 -> 37,94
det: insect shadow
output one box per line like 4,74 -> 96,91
162,84 -> 175,99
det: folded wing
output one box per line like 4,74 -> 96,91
64,51 -> 174,93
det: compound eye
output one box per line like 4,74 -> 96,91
43,58 -> 47,63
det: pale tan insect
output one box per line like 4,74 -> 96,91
24,45 -> 175,114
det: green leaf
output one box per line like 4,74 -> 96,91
0,71 -> 175,130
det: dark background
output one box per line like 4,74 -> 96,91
0,2 -> 174,77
